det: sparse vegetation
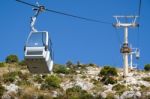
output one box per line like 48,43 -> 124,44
19,87 -> 43,99
0,55 -> 150,99
55,86 -> 94,99
53,65 -> 69,74
18,72 -> 30,81
91,79 -> 99,85
37,94 -> 52,99
88,63 -> 97,67
19,60 -> 27,66
140,85 -> 150,92
81,75 -> 87,79
101,76 -> 117,85
144,64 -> 150,71
33,75 -> 43,83
0,62 -> 5,67
0,83 -> 5,98
99,66 -> 118,85
54,64 -> 76,75
142,77 -> 150,82
5,54 -> 19,63
65,86 -> 94,99
112,84 -> 127,95
3,71 -> 20,83
17,80 -> 32,87
91,80 -> 105,93
17,72 -> 32,86
99,66 -> 118,76
66,60 -> 73,68
41,75 -> 61,90
106,92 -> 115,99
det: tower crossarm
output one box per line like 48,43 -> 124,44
113,16 -> 139,28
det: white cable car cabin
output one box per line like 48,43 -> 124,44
24,31 -> 53,74
24,5 -> 53,74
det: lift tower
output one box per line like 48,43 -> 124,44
113,16 -> 139,77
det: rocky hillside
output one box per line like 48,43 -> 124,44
0,60 -> 150,99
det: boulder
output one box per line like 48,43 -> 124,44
5,84 -> 18,94
114,95 -> 120,99
138,81 -> 150,87
120,91 -> 141,99
52,91 -> 58,97
2,93 -> 11,99
135,91 -> 141,98
120,91 -> 134,99
100,92 -> 107,98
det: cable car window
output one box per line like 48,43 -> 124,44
26,32 -> 46,47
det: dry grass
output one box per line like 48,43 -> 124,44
18,85 -> 53,99
0,67 -> 9,76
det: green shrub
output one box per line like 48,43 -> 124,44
66,86 -> 82,95
66,86 -> 93,99
91,79 -> 99,85
99,66 -> 118,85
53,65 -> 69,74
0,83 -> 5,98
41,83 -> 49,90
33,75 -> 43,83
112,84 -> 126,95
54,95 -> 66,99
19,60 -> 27,66
80,93 -> 94,99
41,75 -> 61,90
54,86 -> 94,99
140,85 -> 150,92
101,76 -> 117,85
0,62 -> 5,67
5,55 -> 19,63
88,63 -> 96,67
81,75 -> 87,79
99,66 -> 118,76
3,71 -> 19,83
106,93 -> 115,99
68,68 -> 77,74
142,95 -> 150,99
144,64 -> 150,71
17,72 -> 32,86
142,77 -> 150,82
20,93 -> 34,99
17,80 -> 32,87
66,61 -> 73,68
37,94 -> 52,99
18,72 -> 30,81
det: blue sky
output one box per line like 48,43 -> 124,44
0,0 -> 149,69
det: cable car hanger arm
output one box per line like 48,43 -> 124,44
30,5 -> 45,32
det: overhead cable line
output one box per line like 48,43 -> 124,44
16,0 -> 112,24
138,0 -> 142,16
137,0 -> 142,47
